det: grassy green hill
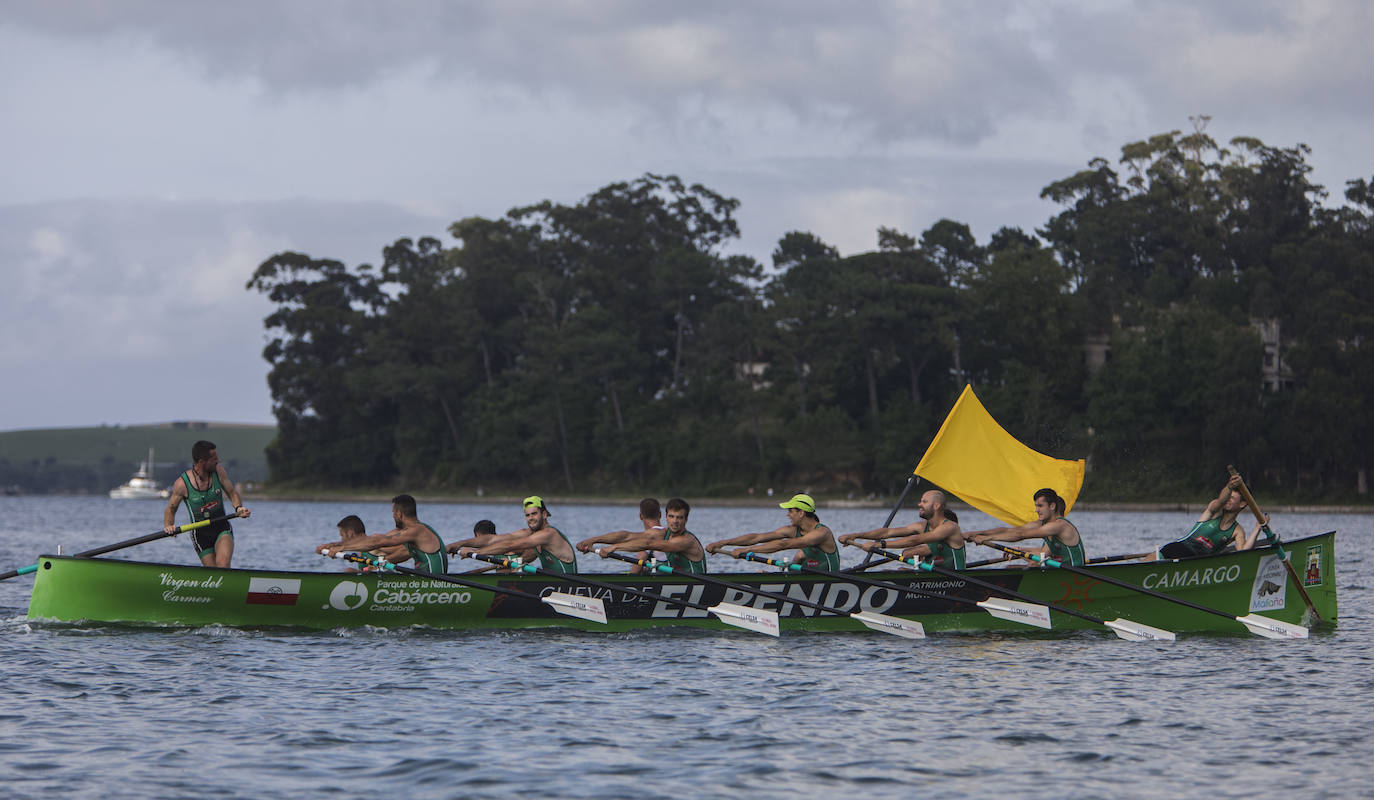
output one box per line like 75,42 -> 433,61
0,422 -> 276,495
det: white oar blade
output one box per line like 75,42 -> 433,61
709,602 -> 780,637
542,592 -> 607,624
976,598 -> 1053,629
1236,613 -> 1309,640
850,611 -> 925,639
1104,618 -> 1176,642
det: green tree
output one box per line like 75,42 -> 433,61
245,252 -> 393,485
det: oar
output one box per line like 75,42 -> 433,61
738,551 -> 1053,630
851,550 -> 1156,571
1088,551 -> 1155,564
1227,465 -> 1324,624
979,541 -> 1307,640
601,550 -> 925,639
867,547 -> 1174,641
467,553 -> 780,637
0,513 -> 239,581
320,550 -> 607,624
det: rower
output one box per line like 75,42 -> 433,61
838,490 -> 965,568
459,495 -> 578,574
575,498 -> 665,574
583,497 -> 708,573
706,493 -> 840,570
965,487 -> 1085,566
315,494 -> 447,573
1159,474 -> 1265,558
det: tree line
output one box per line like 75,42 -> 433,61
248,123 -> 1373,501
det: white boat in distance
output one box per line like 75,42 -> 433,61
108,448 -> 169,500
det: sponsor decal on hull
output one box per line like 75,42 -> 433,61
1250,555 -> 1289,613
1304,545 -> 1323,587
158,572 -> 224,605
247,577 -> 302,606
1142,564 -> 1244,591
323,578 -> 474,612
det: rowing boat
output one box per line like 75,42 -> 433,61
26,531 -> 1336,635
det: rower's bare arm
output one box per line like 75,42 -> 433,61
474,533 -> 538,556
729,537 -> 799,556
1237,516 -> 1266,551
215,465 -> 250,518
317,528 -> 408,553
839,523 -> 919,545
577,530 -> 633,552
969,523 -> 1039,544
653,536 -> 700,554
860,533 -> 926,552
446,535 -> 490,554
903,521 -> 961,547
707,529 -> 784,552
595,532 -> 656,553
162,480 -> 187,531
900,543 -> 932,560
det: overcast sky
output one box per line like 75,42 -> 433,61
2,0 -> 1371,432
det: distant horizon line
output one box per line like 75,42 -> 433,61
0,420 -> 277,434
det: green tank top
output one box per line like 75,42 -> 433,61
793,524 -> 840,571
926,539 -> 966,569
1173,516 -> 1238,554
405,522 -> 448,573
535,526 -> 578,573
662,530 -> 708,574
1046,517 -> 1086,566
182,471 -> 232,538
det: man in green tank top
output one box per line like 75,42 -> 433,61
580,497 -> 709,573
707,493 -> 841,571
458,496 -> 578,573
162,439 -> 251,567
316,494 -> 448,573
966,487 -> 1086,566
838,490 -> 966,569
446,520 -> 535,572
1160,475 -> 1263,558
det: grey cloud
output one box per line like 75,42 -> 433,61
0,1 -> 1067,143
0,197 -> 446,428
12,0 -> 1369,151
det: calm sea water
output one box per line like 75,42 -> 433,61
1,496 -> 1369,799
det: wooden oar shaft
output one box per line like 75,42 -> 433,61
1226,466 -> 1323,623
470,554 -> 718,614
870,547 -> 1110,626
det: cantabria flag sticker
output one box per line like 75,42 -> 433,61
246,577 -> 302,606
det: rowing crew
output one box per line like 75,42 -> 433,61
308,490 -> 1064,575
312,477 -> 1273,576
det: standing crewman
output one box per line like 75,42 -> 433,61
163,439 -> 251,568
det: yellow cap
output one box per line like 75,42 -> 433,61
523,495 -> 546,510
778,493 -> 816,513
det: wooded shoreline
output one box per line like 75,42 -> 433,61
238,491 -> 1373,514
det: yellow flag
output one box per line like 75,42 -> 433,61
914,385 -> 1085,525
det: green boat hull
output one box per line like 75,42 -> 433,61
27,531 -> 1336,635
